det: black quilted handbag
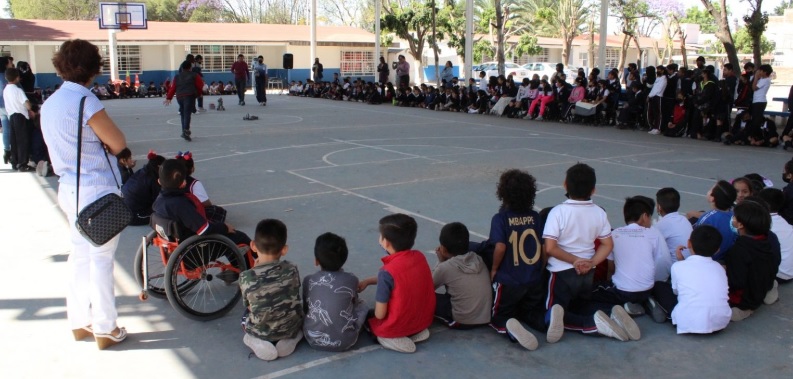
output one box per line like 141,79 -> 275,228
74,96 -> 132,246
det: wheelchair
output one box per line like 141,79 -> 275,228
134,215 -> 254,321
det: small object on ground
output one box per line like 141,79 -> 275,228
217,98 -> 225,111
243,113 -> 259,121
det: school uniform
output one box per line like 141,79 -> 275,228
543,199 -> 611,333
750,77 -> 770,136
647,75 -> 666,130
592,224 -> 670,306
653,212 -> 693,261
724,233 -> 782,311
2,82 -> 30,170
152,188 -> 249,246
661,74 -> 678,128
770,213 -> 793,281
694,209 -> 736,261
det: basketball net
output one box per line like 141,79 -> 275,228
120,23 -> 129,32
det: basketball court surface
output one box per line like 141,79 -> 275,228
2,92 -> 792,378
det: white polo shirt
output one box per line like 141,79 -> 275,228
2,82 -> 29,119
671,255 -> 731,334
609,223 -> 669,292
653,212 -> 693,261
770,213 -> 793,280
753,77 -> 770,103
543,199 -> 612,272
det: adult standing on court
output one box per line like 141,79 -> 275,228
253,55 -> 268,106
165,61 -> 203,141
192,55 -> 206,112
312,58 -> 324,82
396,55 -> 410,89
40,39 -> 134,349
441,61 -> 454,88
231,54 -> 248,106
0,56 -> 13,165
377,56 -> 390,84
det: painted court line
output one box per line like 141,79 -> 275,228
329,138 -> 446,164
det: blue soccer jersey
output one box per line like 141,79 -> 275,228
489,209 -> 543,286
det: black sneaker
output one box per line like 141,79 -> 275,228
241,101 -> 245,106
181,132 -> 192,141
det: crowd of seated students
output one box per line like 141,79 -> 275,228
87,79 -> 239,100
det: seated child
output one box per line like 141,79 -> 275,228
592,196 -> 670,315
723,198 -> 782,321
617,82 -> 644,129
693,180 -> 737,261
476,170 -> 546,351
175,151 -> 226,224
543,163 -> 640,343
723,110 -> 752,145
358,214 -> 435,353
152,159 -> 250,246
433,222 -> 492,330
240,219 -> 303,361
758,188 -> 793,285
748,117 -> 779,147
653,187 -> 693,260
303,232 -> 368,352
121,150 -> 165,226
648,226 -> 731,333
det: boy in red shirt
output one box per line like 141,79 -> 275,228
164,61 -> 203,141
358,213 -> 435,353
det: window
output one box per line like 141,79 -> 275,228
605,48 -> 619,70
99,45 -> 141,74
340,51 -> 375,77
579,52 -> 588,69
513,48 -> 549,65
190,45 -> 258,72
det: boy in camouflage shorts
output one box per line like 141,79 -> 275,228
239,219 -> 304,361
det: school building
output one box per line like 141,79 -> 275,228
0,19 -> 379,89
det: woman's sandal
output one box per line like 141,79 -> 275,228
72,325 -> 93,341
95,327 -> 127,350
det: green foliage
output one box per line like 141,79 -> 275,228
9,0 -> 98,20
381,1 -> 436,59
474,39 -> 495,63
513,34 -> 542,58
734,27 -> 775,55
146,0 -> 185,22
774,0 -> 793,15
680,5 -> 718,33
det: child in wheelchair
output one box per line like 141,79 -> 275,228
152,159 -> 250,248
175,151 -> 227,223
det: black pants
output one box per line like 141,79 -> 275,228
651,281 -> 677,316
648,96 -> 662,130
492,280 -> 547,333
434,293 -> 482,330
661,97 -> 676,129
255,75 -> 267,104
9,113 -> 29,169
177,96 -> 194,132
30,118 -> 48,163
398,75 -> 409,89
750,102 -> 767,137
235,78 -> 247,103
547,268 -> 598,333
591,282 -> 651,311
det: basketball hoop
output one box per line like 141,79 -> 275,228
119,23 -> 129,31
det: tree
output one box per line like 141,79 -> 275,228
180,0 -> 225,22
319,0 -> 371,29
700,0 -> 739,71
734,27 -> 775,55
381,1 -> 435,83
653,0 -> 684,65
438,1 -> 474,63
513,34 -> 542,59
680,6 -> 717,34
221,0 -> 308,23
533,0 -> 588,66
744,0 -> 768,65
474,39 -> 495,64
774,0 -> 793,15
479,0 -> 526,73
146,0 -> 187,22
9,0 -> 98,20
610,0 -> 654,74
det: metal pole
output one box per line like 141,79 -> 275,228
465,0 -> 473,81
109,29 -> 119,82
310,0 -> 317,79
375,0 -> 381,79
597,0 -> 608,76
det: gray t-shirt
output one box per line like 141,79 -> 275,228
302,270 -> 369,352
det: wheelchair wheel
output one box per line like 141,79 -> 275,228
133,231 -> 168,299
164,234 -> 245,321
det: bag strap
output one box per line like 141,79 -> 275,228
75,96 -> 87,219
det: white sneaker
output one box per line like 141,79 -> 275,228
243,334 -> 278,361
535,115 -> 544,121
611,305 -> 641,341
731,307 -> 754,322
546,304 -> 564,343
594,310 -> 629,341
198,107 -> 207,112
506,319 -> 538,351
409,328 -> 430,343
648,129 -> 660,135
764,280 -> 779,305
377,336 -> 416,353
275,330 -> 303,357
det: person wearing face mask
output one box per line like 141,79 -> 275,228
253,55 -> 268,106
722,198 -> 781,321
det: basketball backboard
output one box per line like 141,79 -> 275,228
98,2 -> 148,30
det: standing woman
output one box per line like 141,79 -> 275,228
253,55 -> 268,106
396,55 -> 410,89
40,39 -> 134,349
312,58 -> 324,82
377,56 -> 389,85
441,61 -> 454,88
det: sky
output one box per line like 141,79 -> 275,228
0,0 -> 788,25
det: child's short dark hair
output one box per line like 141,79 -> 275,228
733,197 -> 771,236
158,159 -> 186,189
314,232 -> 348,271
379,213 -> 417,252
623,196 -> 655,224
496,169 -> 537,212
711,180 -> 737,211
565,163 -> 596,200
254,219 -> 287,255
690,225 -> 722,257
757,188 -> 784,213
439,222 -> 469,256
4,67 -> 19,82
656,187 -> 681,213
